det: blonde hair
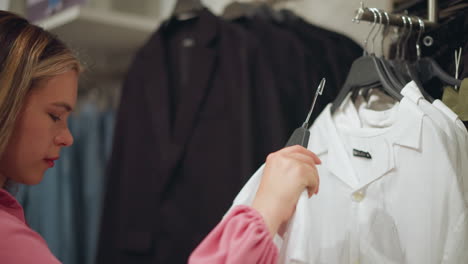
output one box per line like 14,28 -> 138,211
0,10 -> 82,157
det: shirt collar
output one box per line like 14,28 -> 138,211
312,91 -> 424,153
0,188 -> 25,223
309,91 -> 424,189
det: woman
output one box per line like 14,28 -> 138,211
0,10 -> 320,263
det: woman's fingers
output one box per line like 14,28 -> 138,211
253,145 -> 322,236
283,151 -> 320,198
280,145 -> 321,165
305,162 -> 319,197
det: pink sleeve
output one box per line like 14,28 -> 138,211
0,212 -> 61,264
188,205 -> 278,264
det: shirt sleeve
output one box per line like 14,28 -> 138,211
0,213 -> 61,264
188,205 -> 278,264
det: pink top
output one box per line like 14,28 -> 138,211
189,205 -> 279,264
0,189 -> 278,263
0,188 -> 60,264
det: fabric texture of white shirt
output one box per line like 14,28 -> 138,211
230,87 -> 468,264
401,82 -> 468,204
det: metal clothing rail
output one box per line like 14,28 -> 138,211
354,0 -> 438,30
428,0 -> 438,23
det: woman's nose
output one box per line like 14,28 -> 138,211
54,127 -> 74,147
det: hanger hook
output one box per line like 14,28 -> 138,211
382,11 -> 390,58
364,7 -> 378,56
402,15 -> 413,60
376,9 -> 384,56
370,8 -> 383,56
353,1 -> 365,24
455,47 -> 463,90
416,17 -> 425,60
398,16 -> 407,60
396,15 -> 407,60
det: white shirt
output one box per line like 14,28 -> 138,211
231,89 -> 468,264
402,81 -> 468,206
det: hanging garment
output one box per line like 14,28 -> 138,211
402,81 -> 468,207
47,0 -> 62,9
392,8 -> 468,100
97,9 -> 286,264
443,78 -> 468,121
403,82 -> 463,163
269,9 -> 363,123
230,86 -> 468,263
232,16 -> 318,135
70,103 -> 114,264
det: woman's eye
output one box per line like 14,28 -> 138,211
48,113 -> 61,122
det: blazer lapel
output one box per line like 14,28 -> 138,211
172,47 -> 216,145
172,10 -> 218,149
141,31 -> 174,168
142,10 -> 220,192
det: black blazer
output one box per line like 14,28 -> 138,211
277,10 -> 362,122
97,9 -> 286,264
233,16 -> 322,134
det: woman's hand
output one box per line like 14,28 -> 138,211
252,145 -> 321,237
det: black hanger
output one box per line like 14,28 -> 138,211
387,16 -> 437,103
331,9 -> 404,114
374,10 -> 407,91
381,59 -> 407,88
376,14 -> 432,103
253,4 -> 285,23
279,8 -> 298,20
405,62 -> 435,102
390,14 -> 416,87
410,16 -> 462,87
172,0 -> 204,19
381,15 -> 432,103
331,55 -> 403,114
414,57 -> 462,86
389,60 -> 413,83
222,2 -> 259,20
162,0 -> 204,29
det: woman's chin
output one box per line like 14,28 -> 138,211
19,173 -> 45,186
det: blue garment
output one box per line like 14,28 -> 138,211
16,104 -> 115,264
72,103 -> 114,264
47,0 -> 62,9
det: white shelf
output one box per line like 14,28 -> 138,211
38,6 -> 160,56
36,5 -> 82,30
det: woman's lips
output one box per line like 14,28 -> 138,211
44,159 -> 54,167
44,157 -> 59,168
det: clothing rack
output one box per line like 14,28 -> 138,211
354,0 -> 438,30
263,0 -> 298,4
428,0 -> 438,23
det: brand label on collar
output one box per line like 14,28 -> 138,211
353,149 -> 372,159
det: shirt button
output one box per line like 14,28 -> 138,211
182,38 -> 195,47
352,191 -> 365,202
